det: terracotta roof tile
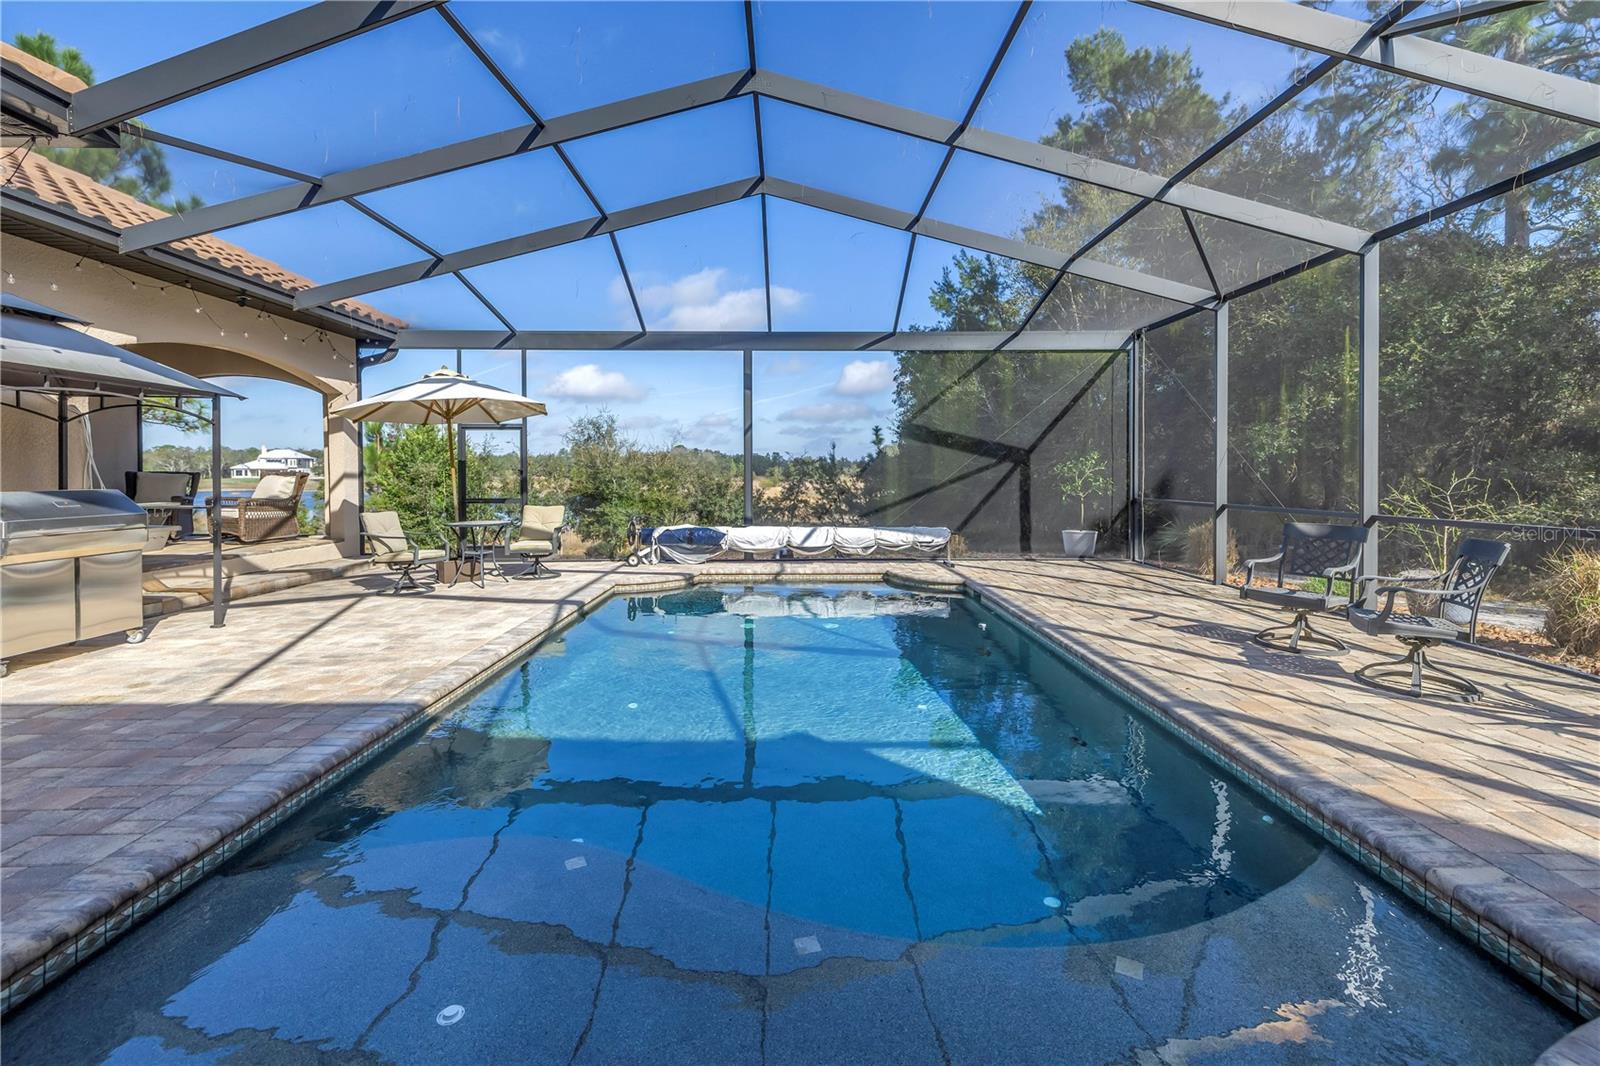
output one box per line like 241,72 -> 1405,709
0,42 -> 87,95
4,152 -> 404,331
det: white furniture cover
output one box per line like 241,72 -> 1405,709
644,524 -> 950,565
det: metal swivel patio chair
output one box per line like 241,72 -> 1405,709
1346,538 -> 1511,701
361,511 -> 448,593
508,505 -> 566,578
1239,523 -> 1368,652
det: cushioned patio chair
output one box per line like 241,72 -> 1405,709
218,471 -> 307,543
125,469 -> 200,540
1239,523 -> 1368,652
509,505 -> 565,578
361,511 -> 447,593
1346,538 -> 1510,701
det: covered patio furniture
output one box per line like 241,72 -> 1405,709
1346,538 -> 1511,701
125,470 -> 200,540
218,472 -> 307,544
509,505 -> 565,578
1239,523 -> 1368,652
361,511 -> 447,593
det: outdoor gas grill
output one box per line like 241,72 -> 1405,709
0,490 -> 149,675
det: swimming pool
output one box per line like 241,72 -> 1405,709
1,584 -> 1572,1064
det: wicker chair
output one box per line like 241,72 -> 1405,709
1346,538 -> 1511,701
1239,523 -> 1368,652
217,472 -> 307,543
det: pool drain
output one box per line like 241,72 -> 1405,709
436,1005 -> 466,1026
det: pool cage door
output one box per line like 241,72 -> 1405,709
455,423 -> 529,523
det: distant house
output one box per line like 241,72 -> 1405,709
229,448 -> 317,478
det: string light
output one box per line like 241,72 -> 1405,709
10,261 -> 371,368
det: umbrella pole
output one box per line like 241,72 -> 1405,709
447,416 -> 461,524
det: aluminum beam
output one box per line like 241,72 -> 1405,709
293,179 -> 756,307
387,330 -> 1132,351
1384,0 -> 1539,37
743,349 -> 754,524
1213,301 -> 1229,585
1143,0 -> 1600,127
71,0 -> 444,133
1358,245 -> 1380,589
119,70 -> 748,253
122,66 -> 1365,255
295,175 -> 1212,312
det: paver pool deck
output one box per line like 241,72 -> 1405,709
1,558 -> 1595,1019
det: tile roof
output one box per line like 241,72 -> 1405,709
0,42 -> 87,95
3,151 -> 404,332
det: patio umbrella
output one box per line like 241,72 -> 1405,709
330,366 -> 546,522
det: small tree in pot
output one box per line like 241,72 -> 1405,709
1053,452 -> 1113,558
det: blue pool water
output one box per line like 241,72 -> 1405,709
2,585 -> 1572,1064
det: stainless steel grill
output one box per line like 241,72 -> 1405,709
0,490 -> 148,674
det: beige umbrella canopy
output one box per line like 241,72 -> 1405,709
331,366 -> 547,521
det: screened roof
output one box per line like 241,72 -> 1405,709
41,0 -> 1600,351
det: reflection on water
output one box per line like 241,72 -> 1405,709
1,585 -> 1573,1066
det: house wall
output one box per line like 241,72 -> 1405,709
0,235 -> 367,554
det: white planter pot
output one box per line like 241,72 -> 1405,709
1061,530 -> 1098,558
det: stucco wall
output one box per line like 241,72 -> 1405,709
1,235 -> 367,554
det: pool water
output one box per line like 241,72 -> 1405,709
2,585 -> 1572,1064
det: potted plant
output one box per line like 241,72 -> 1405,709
1053,452 -> 1112,558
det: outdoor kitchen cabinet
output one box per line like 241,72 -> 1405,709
0,491 -> 148,674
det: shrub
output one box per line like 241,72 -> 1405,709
1542,546 -> 1600,656
1184,519 -> 1238,580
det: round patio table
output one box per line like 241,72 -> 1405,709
444,518 -> 514,589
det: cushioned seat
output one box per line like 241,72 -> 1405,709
361,511 -> 445,593
218,472 -> 306,543
126,470 -> 200,538
511,505 -> 565,577
371,547 -> 447,566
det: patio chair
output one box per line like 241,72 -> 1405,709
1239,523 -> 1368,652
125,470 -> 200,540
1346,538 -> 1511,701
218,472 -> 307,543
508,505 -> 566,578
361,511 -> 447,593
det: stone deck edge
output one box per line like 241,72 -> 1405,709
0,562 -> 955,1014
959,572 -> 1597,1023
1537,1017 -> 1600,1066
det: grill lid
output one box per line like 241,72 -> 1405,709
0,491 -> 147,540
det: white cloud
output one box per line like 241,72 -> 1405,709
637,267 -> 806,330
694,412 -> 735,430
834,359 -> 894,396
778,401 -> 873,425
764,355 -> 812,376
544,363 -> 647,402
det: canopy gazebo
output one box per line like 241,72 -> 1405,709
0,293 -> 242,626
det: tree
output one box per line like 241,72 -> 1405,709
1425,4 -> 1600,247
11,32 -> 202,213
874,23 -> 1599,574
1054,452 -> 1113,530
363,425 -> 481,547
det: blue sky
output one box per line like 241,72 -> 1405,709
8,1 -> 1310,456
